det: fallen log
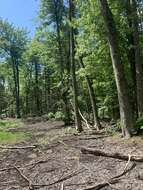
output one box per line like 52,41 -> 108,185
78,135 -> 110,140
0,145 -> 38,150
81,147 -> 143,162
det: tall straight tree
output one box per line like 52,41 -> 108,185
0,19 -> 27,118
99,0 -> 133,137
69,0 -> 82,132
128,0 -> 143,118
125,0 -> 138,117
39,0 -> 71,124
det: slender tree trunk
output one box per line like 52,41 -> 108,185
25,85 -> 29,115
79,56 -> 101,130
34,62 -> 40,115
15,61 -> 21,118
99,0 -> 133,137
69,0 -> 82,132
44,67 -> 48,113
53,0 -> 71,124
44,67 -> 51,113
129,0 -> 143,118
11,56 -> 21,118
125,0 -> 138,118
126,35 -> 138,117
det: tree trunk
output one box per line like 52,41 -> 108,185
15,61 -> 21,118
11,56 -> 21,118
125,0 -> 138,118
129,0 -> 143,118
34,62 -> 40,115
79,56 -> 101,130
53,0 -> 71,123
99,0 -> 133,137
69,0 -> 82,132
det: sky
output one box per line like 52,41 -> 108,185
0,0 -> 39,37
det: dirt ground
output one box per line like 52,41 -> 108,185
0,120 -> 143,190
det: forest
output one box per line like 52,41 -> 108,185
1,0 -> 143,189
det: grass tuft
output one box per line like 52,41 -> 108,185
0,119 -> 30,144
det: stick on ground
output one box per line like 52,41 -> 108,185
81,147 -> 143,162
81,154 -> 136,190
0,145 -> 37,150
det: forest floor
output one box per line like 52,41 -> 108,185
0,119 -> 143,190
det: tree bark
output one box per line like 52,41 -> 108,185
11,56 -> 21,118
125,0 -> 138,118
128,0 -> 143,118
99,0 -> 133,137
69,0 -> 82,132
34,62 -> 40,115
79,56 -> 101,130
53,0 -> 71,123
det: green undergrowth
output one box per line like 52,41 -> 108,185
105,120 -> 121,136
0,131 -> 30,144
0,119 -> 23,129
0,119 -> 30,144
105,118 -> 143,136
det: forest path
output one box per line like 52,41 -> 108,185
0,120 -> 143,190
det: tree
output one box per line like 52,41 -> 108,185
126,0 -> 143,118
69,0 -> 82,132
0,19 -> 28,118
99,0 -> 133,137
39,0 -> 71,124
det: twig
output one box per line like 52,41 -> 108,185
123,154 -> 131,173
0,159 -> 51,172
78,109 -> 91,129
13,166 -> 34,190
60,183 -> 64,190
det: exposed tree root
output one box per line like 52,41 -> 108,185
14,166 -> 34,190
81,155 -> 136,190
33,168 -> 85,189
2,167 -> 85,189
0,159 -> 51,172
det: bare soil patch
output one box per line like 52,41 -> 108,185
0,120 -> 143,190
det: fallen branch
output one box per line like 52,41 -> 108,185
0,145 -> 38,150
0,158 -> 52,172
81,155 -> 136,190
83,179 -> 119,190
81,147 -> 143,162
60,183 -> 64,190
33,168 -> 85,188
78,135 -> 110,140
78,109 -> 91,129
14,166 -> 34,190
